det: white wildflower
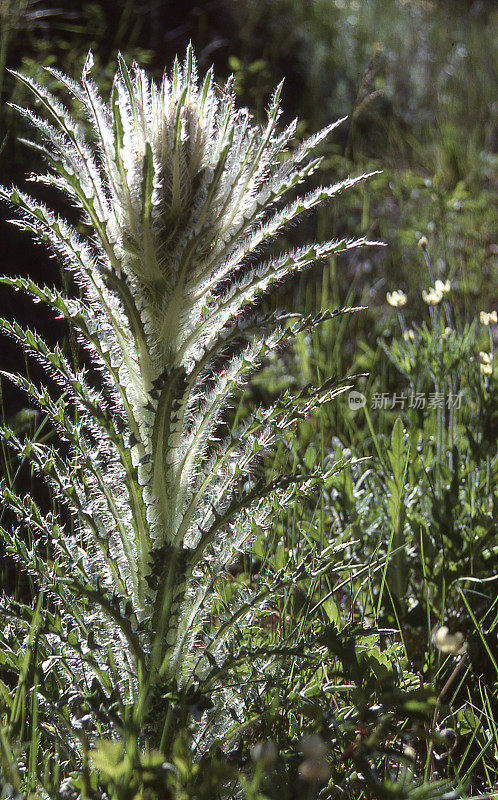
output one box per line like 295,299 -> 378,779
434,279 -> 451,294
479,351 -> 493,376
480,310 -> 497,326
422,287 -> 443,305
387,289 -> 407,307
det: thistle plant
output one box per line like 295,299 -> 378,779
0,48 -> 375,781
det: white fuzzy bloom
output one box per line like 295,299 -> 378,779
479,351 -> 493,376
434,279 -> 451,294
480,310 -> 497,326
422,287 -> 443,305
387,289 -> 407,307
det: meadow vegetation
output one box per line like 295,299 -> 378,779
0,2 -> 496,798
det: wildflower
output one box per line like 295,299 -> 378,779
434,279 -> 451,294
432,626 -> 467,655
417,235 -> 429,249
403,329 -> 415,342
250,740 -> 278,767
480,310 -> 497,326
387,289 -> 407,307
442,327 -> 453,338
422,287 -> 443,305
479,351 -> 493,376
